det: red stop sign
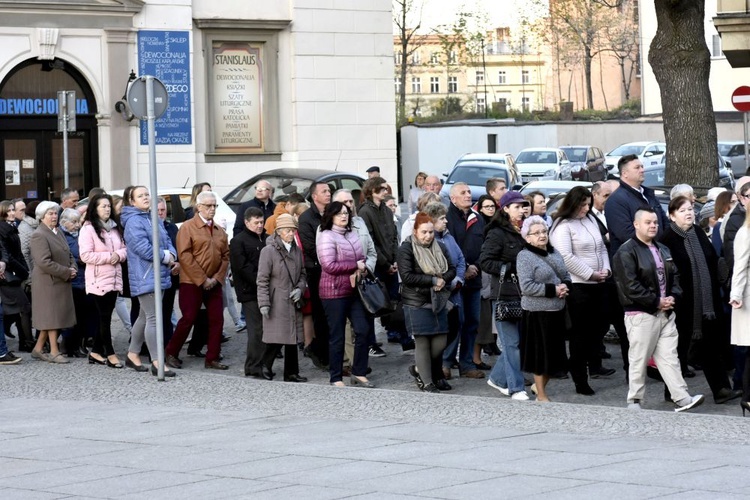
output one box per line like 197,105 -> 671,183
732,86 -> 750,112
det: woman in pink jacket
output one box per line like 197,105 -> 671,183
78,193 -> 127,369
317,201 -> 375,388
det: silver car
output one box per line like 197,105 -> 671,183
718,141 -> 749,177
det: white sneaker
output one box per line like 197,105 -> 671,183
511,391 -> 530,401
487,379 -> 510,396
675,394 -> 705,413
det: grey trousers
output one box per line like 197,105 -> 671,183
130,293 -> 158,359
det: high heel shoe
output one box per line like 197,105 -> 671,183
741,401 -> 750,417
88,353 -> 105,365
350,375 -> 375,388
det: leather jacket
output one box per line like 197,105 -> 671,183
612,237 -> 682,315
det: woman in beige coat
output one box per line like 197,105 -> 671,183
29,201 -> 77,364
257,214 -> 307,382
730,208 -> 750,415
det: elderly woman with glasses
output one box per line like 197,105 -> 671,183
517,215 -> 571,402
29,201 -> 77,364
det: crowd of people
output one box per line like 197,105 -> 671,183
2,157 -> 750,414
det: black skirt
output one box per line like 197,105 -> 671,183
521,309 -> 568,376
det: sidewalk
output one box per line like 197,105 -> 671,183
1,357 -> 749,499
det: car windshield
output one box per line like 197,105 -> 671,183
608,144 -> 644,156
225,176 -> 315,204
718,143 -> 735,156
560,148 -> 587,162
516,151 -> 557,163
447,165 -> 509,186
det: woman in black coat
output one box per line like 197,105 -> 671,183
0,200 -> 33,353
662,195 -> 739,405
478,192 -> 531,400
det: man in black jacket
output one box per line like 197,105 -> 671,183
230,207 -> 267,377
445,182 -> 485,379
232,180 -> 276,237
605,154 -> 669,255
297,181 -> 331,367
358,176 -> 410,354
612,208 -> 704,412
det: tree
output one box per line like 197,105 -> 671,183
393,0 -> 427,125
650,0 -> 718,187
602,0 -> 639,101
548,0 -> 615,110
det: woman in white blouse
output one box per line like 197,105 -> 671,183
550,186 -> 615,396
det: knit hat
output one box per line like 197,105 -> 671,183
706,187 -> 726,202
499,191 -> 530,209
699,201 -> 716,222
275,213 -> 297,230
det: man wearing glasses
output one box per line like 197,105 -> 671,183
166,191 -> 231,370
233,180 -> 276,237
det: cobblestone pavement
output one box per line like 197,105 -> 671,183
1,303 -> 749,499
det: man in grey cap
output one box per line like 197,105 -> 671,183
366,166 -> 380,178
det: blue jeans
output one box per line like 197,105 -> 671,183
488,306 -> 524,394
323,296 -> 373,383
0,303 -> 7,357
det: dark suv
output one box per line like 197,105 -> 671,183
558,145 -> 606,182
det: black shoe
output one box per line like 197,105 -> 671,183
18,342 -> 34,353
369,345 -> 387,357
682,369 -> 696,378
474,361 -> 492,370
304,345 -> 328,370
261,365 -> 274,380
422,383 -> 440,393
221,335 -> 230,344
5,331 -> 15,339
576,384 -> 595,396
125,357 -> 149,372
276,351 -> 284,359
0,352 -> 21,365
187,350 -> 205,358
490,343 -> 502,356
165,354 -> 183,369
205,360 -> 229,370
408,365 -> 425,390
75,347 -> 89,358
601,350 -> 612,359
401,340 -> 415,352
284,374 -> 308,383
88,353 -> 106,365
435,379 -> 452,391
715,388 -> 743,404
589,367 -> 616,378
105,358 -> 123,369
150,364 -> 176,377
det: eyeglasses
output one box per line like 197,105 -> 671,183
481,204 -> 496,210
200,204 -> 218,208
528,230 -> 548,237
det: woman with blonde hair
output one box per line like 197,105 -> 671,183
185,182 -> 212,220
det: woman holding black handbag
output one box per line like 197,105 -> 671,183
399,212 -> 456,392
479,192 -> 531,401
517,215 -> 571,402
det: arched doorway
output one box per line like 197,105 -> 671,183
0,58 -> 99,202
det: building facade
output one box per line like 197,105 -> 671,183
0,0 -> 397,201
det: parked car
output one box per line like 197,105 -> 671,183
515,148 -> 572,183
519,180 -> 593,200
440,161 -> 516,203
558,145 -> 606,182
454,153 -> 521,185
604,141 -> 666,177
224,168 -> 366,212
718,140 -> 749,177
645,153 -> 735,191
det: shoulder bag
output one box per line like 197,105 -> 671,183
357,270 -> 395,317
494,262 -> 522,322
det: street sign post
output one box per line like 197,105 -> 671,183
127,75 -> 169,381
57,90 -> 76,188
732,86 -> 750,171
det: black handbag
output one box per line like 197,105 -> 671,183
357,271 -> 395,317
494,263 -> 522,322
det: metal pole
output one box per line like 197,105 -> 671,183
62,99 -> 69,189
146,76 -> 166,381
744,111 -> 749,175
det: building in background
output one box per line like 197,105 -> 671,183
0,0 -> 397,200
